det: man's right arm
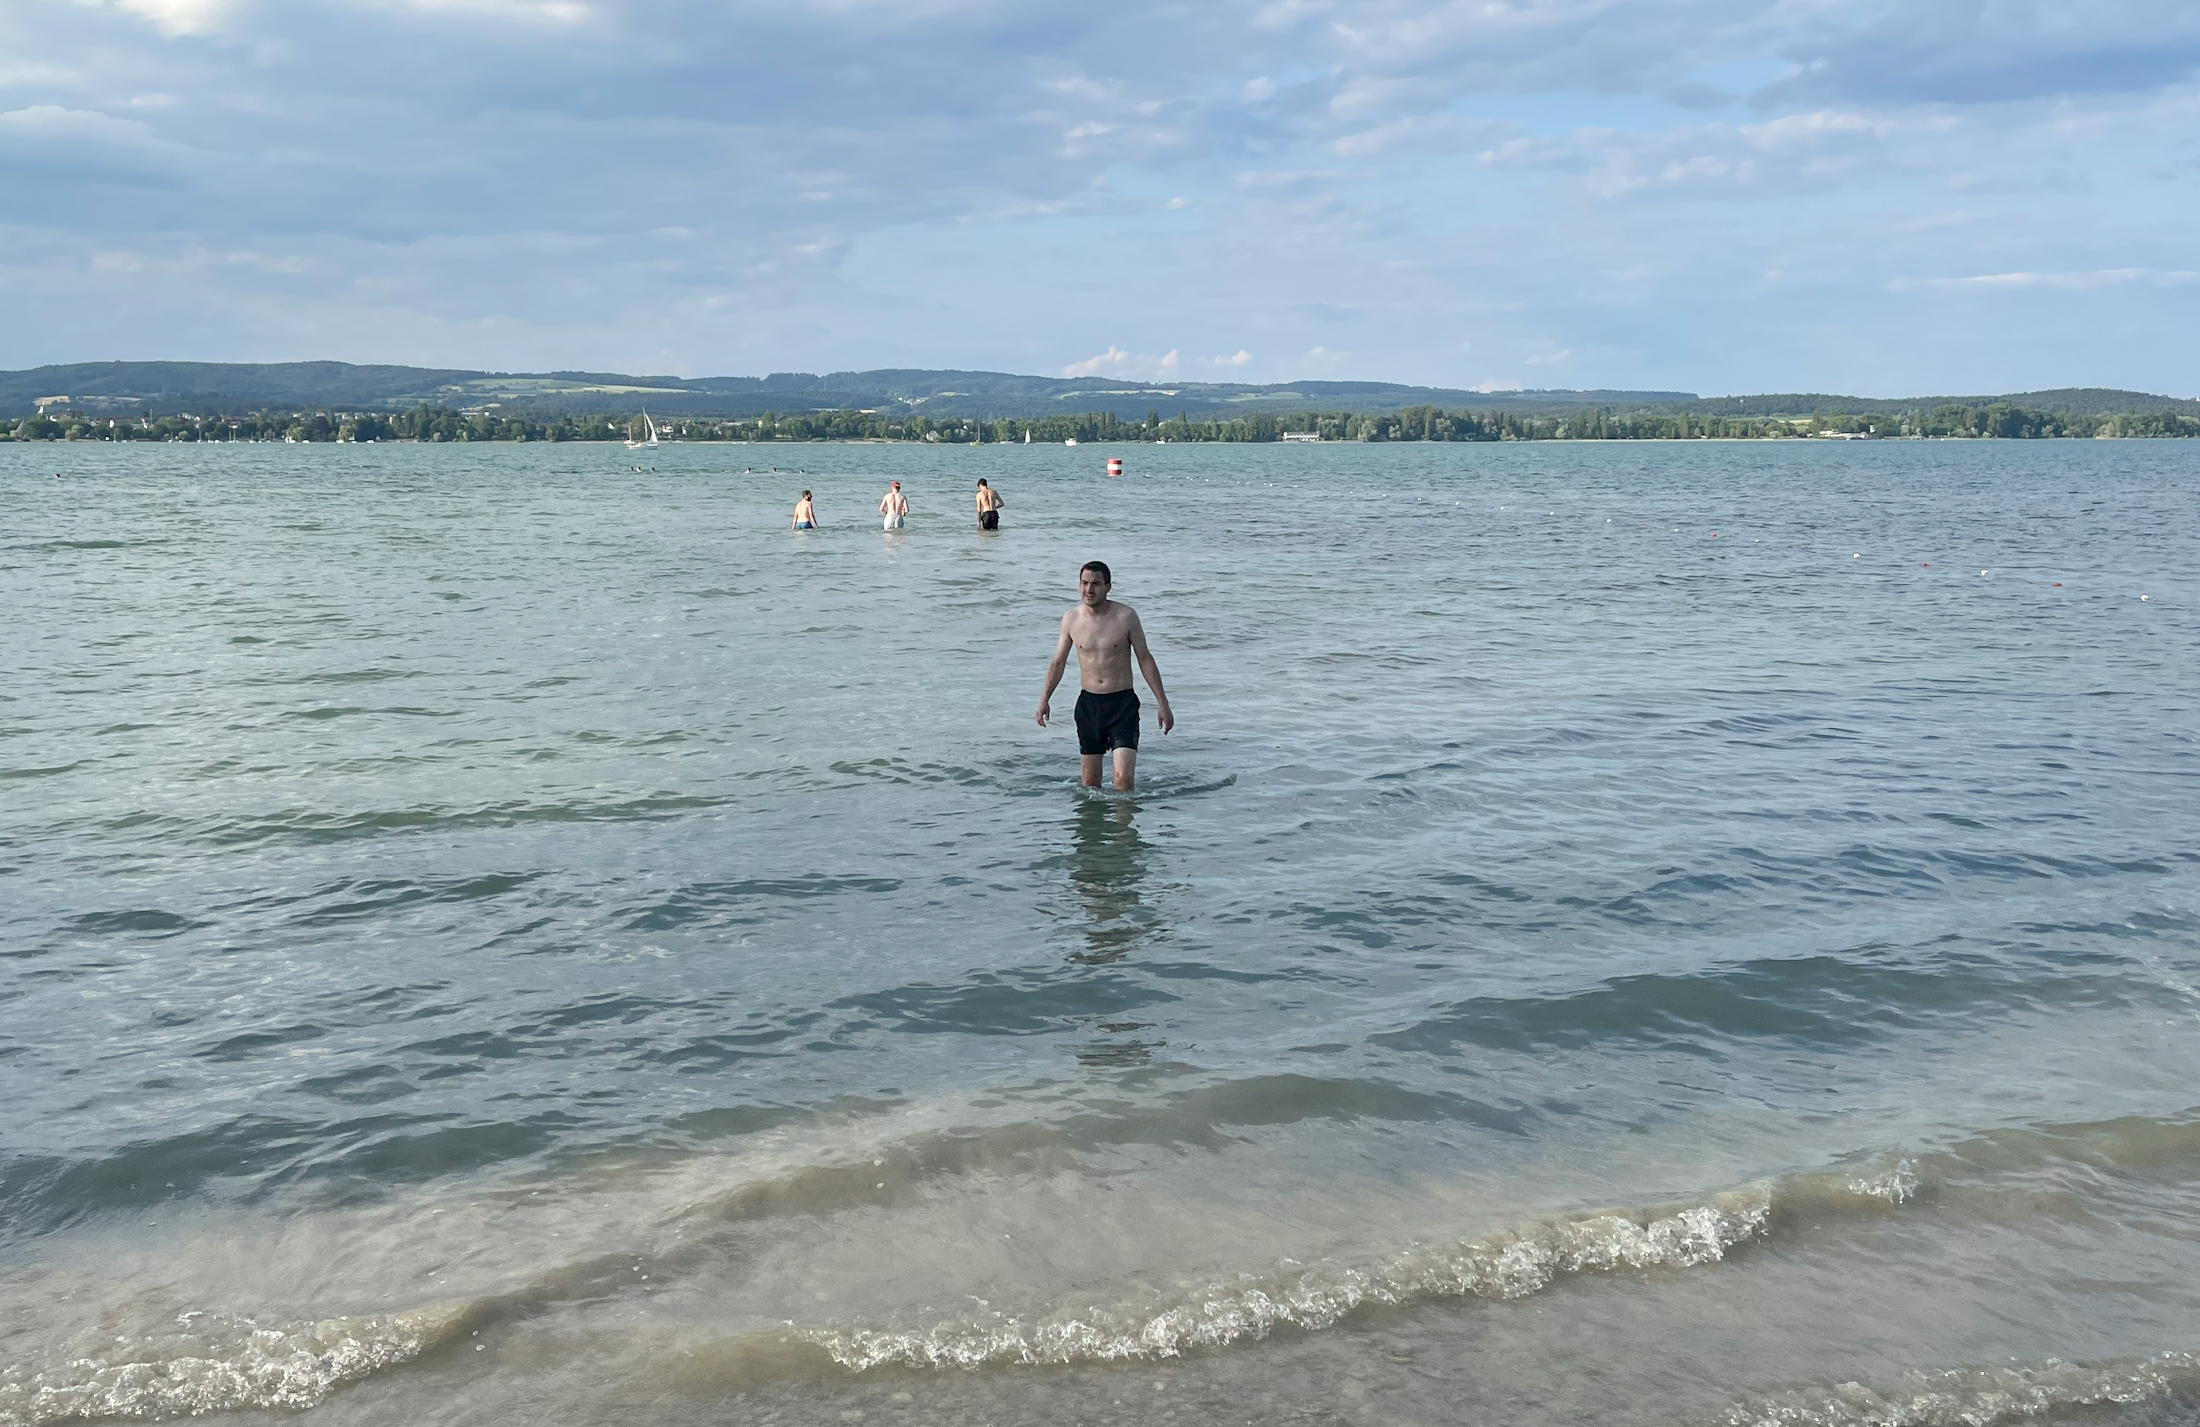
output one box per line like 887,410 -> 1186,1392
1036,618 -> 1073,726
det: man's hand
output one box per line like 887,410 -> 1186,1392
1156,702 -> 1174,735
1035,703 -> 1050,728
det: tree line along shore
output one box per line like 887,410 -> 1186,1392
7,402 -> 2198,445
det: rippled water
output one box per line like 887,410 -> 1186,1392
3,438 -> 2198,1427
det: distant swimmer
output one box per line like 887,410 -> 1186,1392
1036,560 -> 1174,792
976,478 -> 1003,531
880,480 -> 910,532
792,490 -> 819,530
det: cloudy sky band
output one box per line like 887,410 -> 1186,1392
4,0 -> 2196,394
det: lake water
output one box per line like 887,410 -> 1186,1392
3,437 -> 2198,1427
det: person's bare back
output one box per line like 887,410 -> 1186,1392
1036,561 -> 1174,790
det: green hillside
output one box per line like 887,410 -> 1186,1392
4,361 -> 2192,426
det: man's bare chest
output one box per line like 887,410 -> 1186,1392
1071,614 -> 1131,658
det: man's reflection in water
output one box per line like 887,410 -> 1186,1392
1065,797 -> 1162,1066
1066,796 -> 1153,966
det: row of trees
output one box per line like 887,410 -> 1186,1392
0,407 -> 635,444
1908,404 -> 2200,439
8,403 -> 2196,444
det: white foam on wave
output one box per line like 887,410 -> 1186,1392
0,1303 -> 470,1427
1720,1350 -> 2200,1427
1844,1158 -> 1919,1205
801,1181 -> 1791,1370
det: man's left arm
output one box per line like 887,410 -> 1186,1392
1130,615 -> 1174,734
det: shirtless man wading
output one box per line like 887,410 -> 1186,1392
879,481 -> 910,532
1035,561 -> 1175,791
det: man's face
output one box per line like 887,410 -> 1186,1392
1079,570 -> 1110,606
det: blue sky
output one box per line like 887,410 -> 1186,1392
4,0 -> 2197,395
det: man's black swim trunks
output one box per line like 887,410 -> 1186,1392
979,509 -> 999,530
1074,688 -> 1140,755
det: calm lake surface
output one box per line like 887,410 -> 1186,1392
3,438 -> 2198,1427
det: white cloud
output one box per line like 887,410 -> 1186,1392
1058,347 -> 1099,377
1212,349 -> 1251,366
1899,267 -> 2198,292
1332,112 -> 1509,158
0,104 -> 156,141
1062,345 -> 1180,379
110,0 -> 229,36
1740,110 -> 1896,148
396,0 -> 591,20
0,103 -> 189,181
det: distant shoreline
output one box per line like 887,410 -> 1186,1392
8,400 -> 2196,445
8,432 -> 2193,446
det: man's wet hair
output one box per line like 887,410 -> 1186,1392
1081,560 -> 1112,586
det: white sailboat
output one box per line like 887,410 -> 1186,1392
626,411 -> 661,450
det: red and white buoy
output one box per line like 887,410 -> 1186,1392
1105,457 -> 1123,477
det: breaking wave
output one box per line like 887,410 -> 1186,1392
0,1304 -> 474,1427
791,1163 -> 1917,1371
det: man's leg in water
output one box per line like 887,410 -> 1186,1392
1080,754 -> 1105,788
1113,747 -> 1136,792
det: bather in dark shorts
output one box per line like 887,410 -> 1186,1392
1074,688 -> 1140,755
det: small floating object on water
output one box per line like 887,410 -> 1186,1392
1106,457 -> 1123,476
1921,562 -> 1929,567
1853,553 -> 1860,558
2141,595 -> 2150,601
2054,582 -> 2062,587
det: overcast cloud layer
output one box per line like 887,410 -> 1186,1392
4,0 -> 2197,394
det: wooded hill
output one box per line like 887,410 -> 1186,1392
5,361 -> 2193,425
